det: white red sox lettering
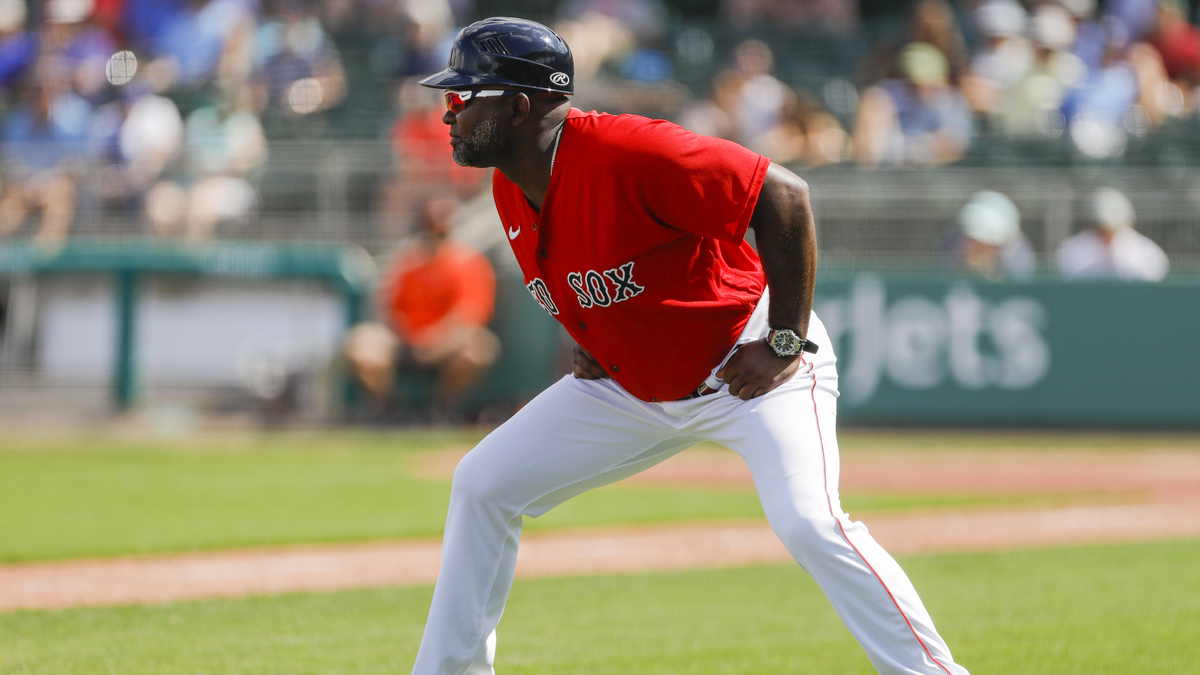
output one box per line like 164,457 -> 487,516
568,262 -> 645,308
527,262 -> 646,316
525,278 -> 560,315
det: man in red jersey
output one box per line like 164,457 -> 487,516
410,17 -> 970,675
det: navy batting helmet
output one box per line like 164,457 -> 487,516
419,17 -> 574,95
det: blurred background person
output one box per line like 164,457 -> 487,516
722,0 -> 858,33
132,0 -> 257,91
862,0 -> 970,88
0,0 -> 34,97
945,189 -> 1036,279
852,41 -> 974,167
381,78 -> 489,241
0,59 -> 91,241
1144,0 -> 1200,114
724,39 -> 790,152
345,197 -> 500,423
551,3 -> 689,122
145,81 -> 267,239
1060,16 -> 1144,158
40,0 -> 118,106
994,2 -> 1087,139
680,38 -> 791,151
1056,187 -> 1168,280
87,72 -> 185,227
961,0 -> 1033,123
752,88 -> 849,166
252,0 -> 347,134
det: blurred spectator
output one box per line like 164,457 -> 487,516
41,0 -> 118,105
139,0 -> 257,90
0,0 -> 35,94
961,0 -> 1033,120
0,62 -> 92,241
727,39 -> 790,150
1056,187 -> 1168,280
345,197 -> 500,422
552,11 -> 633,89
145,82 -> 266,239
679,39 -> 790,152
752,89 -> 848,165
552,9 -> 688,121
395,0 -> 455,78
1105,0 -> 1161,44
678,69 -> 740,141
1143,0 -> 1200,116
852,42 -> 974,167
1147,0 -> 1200,85
88,76 -> 185,221
995,3 -> 1087,139
1057,0 -> 1107,71
946,189 -> 1035,279
863,0 -> 970,87
722,0 -> 858,33
559,0 -> 667,45
1060,17 -> 1146,158
253,0 -> 346,118
381,78 -> 488,240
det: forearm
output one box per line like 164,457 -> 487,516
750,163 -> 817,338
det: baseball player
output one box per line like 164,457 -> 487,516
412,17 -> 969,675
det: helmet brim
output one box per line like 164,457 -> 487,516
418,68 -> 491,89
418,68 -> 571,94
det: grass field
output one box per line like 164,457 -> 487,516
0,429 -> 1113,563
3,538 -> 1198,674
3,429 -> 1199,673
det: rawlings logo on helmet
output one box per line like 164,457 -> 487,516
550,72 -> 570,86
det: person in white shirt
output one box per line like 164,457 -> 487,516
1055,187 -> 1169,281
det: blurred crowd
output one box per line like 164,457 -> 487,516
0,0 -> 427,241
0,0 -> 1192,263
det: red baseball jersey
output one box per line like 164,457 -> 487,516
493,109 -> 770,402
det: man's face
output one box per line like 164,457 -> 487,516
442,90 -> 515,168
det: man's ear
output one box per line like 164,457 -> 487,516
509,92 -> 531,127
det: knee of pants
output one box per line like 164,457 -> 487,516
770,508 -> 844,564
449,447 -> 521,516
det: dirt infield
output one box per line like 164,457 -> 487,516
3,446 -> 1198,612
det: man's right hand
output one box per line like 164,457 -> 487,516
572,345 -> 610,380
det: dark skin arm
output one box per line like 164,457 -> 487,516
718,163 -> 817,400
573,163 -> 818,401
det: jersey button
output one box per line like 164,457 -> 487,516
532,222 -> 538,231
578,321 -> 587,330
650,397 -> 660,402
539,249 -> 548,258
610,365 -> 619,372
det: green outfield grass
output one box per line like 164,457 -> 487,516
0,429 -> 1099,563
3,538 -> 1198,674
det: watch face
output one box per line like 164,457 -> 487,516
771,330 -> 800,355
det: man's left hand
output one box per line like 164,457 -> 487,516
716,340 -> 801,400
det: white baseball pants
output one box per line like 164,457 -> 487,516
411,311 -> 969,675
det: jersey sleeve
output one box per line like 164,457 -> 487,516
616,117 -> 770,243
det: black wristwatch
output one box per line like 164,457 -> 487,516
766,328 -> 819,357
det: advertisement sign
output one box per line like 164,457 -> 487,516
814,273 -> 1200,427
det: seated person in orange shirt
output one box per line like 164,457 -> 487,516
346,198 -> 500,419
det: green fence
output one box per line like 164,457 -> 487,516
0,239 -> 375,410
813,271 -> 1200,427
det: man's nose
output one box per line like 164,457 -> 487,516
442,109 -> 455,125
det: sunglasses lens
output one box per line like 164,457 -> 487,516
445,91 -> 468,114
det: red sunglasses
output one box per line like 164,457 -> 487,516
444,89 -> 520,114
